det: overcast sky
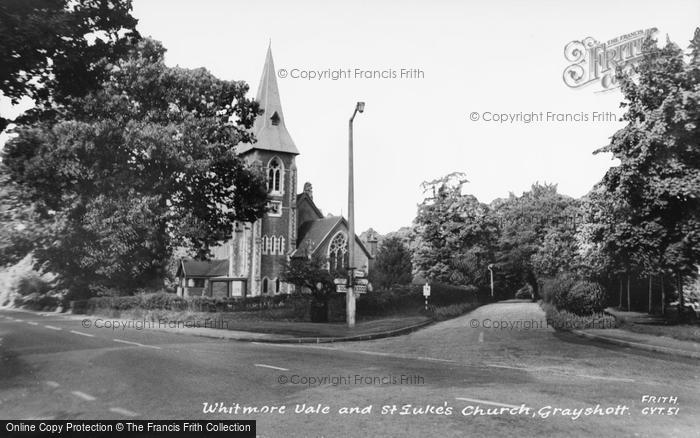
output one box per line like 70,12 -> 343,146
3,0 -> 699,234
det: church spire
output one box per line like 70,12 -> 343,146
238,44 -> 299,155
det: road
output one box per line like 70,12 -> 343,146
0,301 -> 698,437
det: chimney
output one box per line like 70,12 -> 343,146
303,182 -> 313,200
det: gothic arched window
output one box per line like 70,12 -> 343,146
277,236 -> 285,254
328,232 -> 349,273
262,277 -> 269,294
267,158 -> 282,194
275,278 -> 281,294
262,236 -> 269,254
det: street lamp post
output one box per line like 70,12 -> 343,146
488,264 -> 494,298
347,101 -> 364,328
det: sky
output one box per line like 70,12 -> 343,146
2,0 -> 699,234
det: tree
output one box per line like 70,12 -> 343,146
490,183 -> 579,299
413,172 -> 497,288
0,0 -> 140,132
0,173 -> 44,267
594,31 -> 700,308
371,236 -> 412,289
281,253 -> 335,322
2,38 -> 269,296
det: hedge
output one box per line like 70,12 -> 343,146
85,292 -> 312,314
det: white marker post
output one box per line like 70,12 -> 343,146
423,283 -> 431,311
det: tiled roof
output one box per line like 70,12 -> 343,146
178,259 -> 229,277
294,216 -> 343,256
293,216 -> 373,259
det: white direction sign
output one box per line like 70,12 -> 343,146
336,284 -> 348,293
353,270 -> 366,278
423,283 -> 431,297
334,278 -> 348,285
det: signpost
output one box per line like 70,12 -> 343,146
423,283 -> 431,311
336,272 -> 369,295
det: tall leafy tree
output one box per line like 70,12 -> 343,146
413,172 -> 496,287
490,183 -> 579,298
0,0 -> 140,131
594,31 -> 700,305
2,39 -> 269,296
371,236 -> 412,289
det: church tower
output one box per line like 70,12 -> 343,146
236,45 -> 299,295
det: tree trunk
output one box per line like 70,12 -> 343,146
626,274 -> 631,312
648,275 -> 652,314
661,277 -> 665,315
677,273 -> 684,307
619,277 -> 623,309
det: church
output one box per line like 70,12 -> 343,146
175,46 -> 372,297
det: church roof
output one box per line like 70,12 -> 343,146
177,259 -> 229,277
296,216 -> 342,254
293,216 -> 373,259
296,192 -> 324,218
237,45 -> 299,155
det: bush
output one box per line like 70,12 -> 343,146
85,292 -> 313,317
14,292 -> 62,310
562,281 -> 607,315
514,284 -> 533,299
542,302 -> 617,330
140,292 -> 187,311
543,272 -> 578,306
429,302 -> 479,320
16,274 -> 51,296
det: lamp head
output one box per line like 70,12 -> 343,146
356,102 -> 365,113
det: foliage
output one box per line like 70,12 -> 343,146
542,302 -> 618,330
85,292 -> 311,314
413,172 -> 497,288
490,182 -> 579,298
542,272 -> 578,306
356,287 -> 423,317
428,302 -> 481,321
0,174 -> 45,267
591,32 -> 700,302
0,0 -> 140,131
2,38 -> 269,296
370,236 -> 412,288
514,284 -> 533,299
281,253 -> 335,301
559,281 -> 607,315
16,273 -> 51,296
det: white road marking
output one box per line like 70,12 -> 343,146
71,391 -> 96,401
254,363 -> 289,371
27,321 -> 39,326
109,407 -> 139,417
576,374 -> 635,382
478,332 -> 484,343
70,330 -> 95,338
44,325 -> 62,331
456,397 -> 523,409
114,339 -> 143,346
485,363 -> 527,371
416,356 -> 456,363
45,381 -> 61,388
113,339 -> 162,350
14,318 -> 24,322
